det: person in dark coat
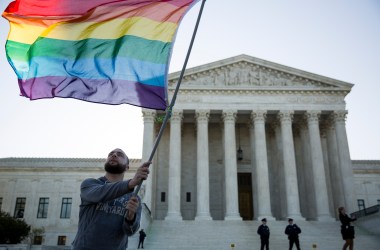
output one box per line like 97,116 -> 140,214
257,218 -> 270,250
138,229 -> 147,249
285,218 -> 301,250
338,207 -> 357,250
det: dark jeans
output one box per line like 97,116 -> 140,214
261,237 -> 269,250
289,237 -> 300,250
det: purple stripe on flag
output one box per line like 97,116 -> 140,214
19,76 -> 167,110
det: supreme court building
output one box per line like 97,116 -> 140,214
140,54 -> 357,222
1,55 -> 380,247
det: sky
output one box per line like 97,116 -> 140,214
0,0 -> 379,160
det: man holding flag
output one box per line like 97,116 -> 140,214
72,148 -> 150,250
2,0 -> 204,248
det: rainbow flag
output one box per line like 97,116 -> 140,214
2,0 -> 199,110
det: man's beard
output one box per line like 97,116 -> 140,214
104,162 -> 127,174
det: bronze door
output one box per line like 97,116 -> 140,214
238,173 -> 253,220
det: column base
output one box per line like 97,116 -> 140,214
165,212 -> 183,221
224,215 -> 242,221
195,214 -> 212,221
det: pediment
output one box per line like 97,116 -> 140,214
168,54 -> 353,91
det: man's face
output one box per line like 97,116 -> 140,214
104,148 -> 129,174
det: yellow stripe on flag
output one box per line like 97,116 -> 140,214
9,17 -> 178,44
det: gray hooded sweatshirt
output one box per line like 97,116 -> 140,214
72,176 -> 141,250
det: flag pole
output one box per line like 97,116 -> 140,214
133,0 -> 207,196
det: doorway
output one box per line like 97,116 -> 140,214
238,173 -> 253,220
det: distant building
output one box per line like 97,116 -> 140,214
352,160 -> 380,209
1,55 -> 379,248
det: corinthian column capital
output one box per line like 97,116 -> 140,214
142,108 -> 156,122
277,110 -> 294,123
251,110 -> 267,122
170,110 -> 183,122
305,111 -> 321,123
195,110 -> 210,122
332,110 -> 348,123
222,110 -> 237,122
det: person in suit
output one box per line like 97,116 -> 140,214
285,218 -> 302,250
257,218 -> 270,250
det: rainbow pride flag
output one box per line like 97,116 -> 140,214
2,0 -> 199,110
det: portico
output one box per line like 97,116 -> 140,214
140,55 -> 355,221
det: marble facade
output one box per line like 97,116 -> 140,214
141,55 -> 356,221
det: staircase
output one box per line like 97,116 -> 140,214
128,220 -> 380,250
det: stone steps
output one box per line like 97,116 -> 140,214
127,220 -> 380,250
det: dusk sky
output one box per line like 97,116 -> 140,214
0,0 -> 379,160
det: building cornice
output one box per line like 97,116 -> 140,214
169,89 -> 350,96
352,160 -> 380,164
0,157 -> 141,171
352,160 -> 380,174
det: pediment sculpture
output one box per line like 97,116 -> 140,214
169,61 -> 336,89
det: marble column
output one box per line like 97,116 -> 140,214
320,124 -> 335,215
195,110 -> 212,220
251,111 -> 275,220
141,109 -> 156,210
293,124 -> 308,218
165,110 -> 183,221
272,122 -> 287,219
222,110 -> 242,220
278,111 -> 304,220
306,111 -> 334,221
299,120 -> 316,219
249,122 -> 259,219
333,111 -> 356,213
326,115 -> 345,211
